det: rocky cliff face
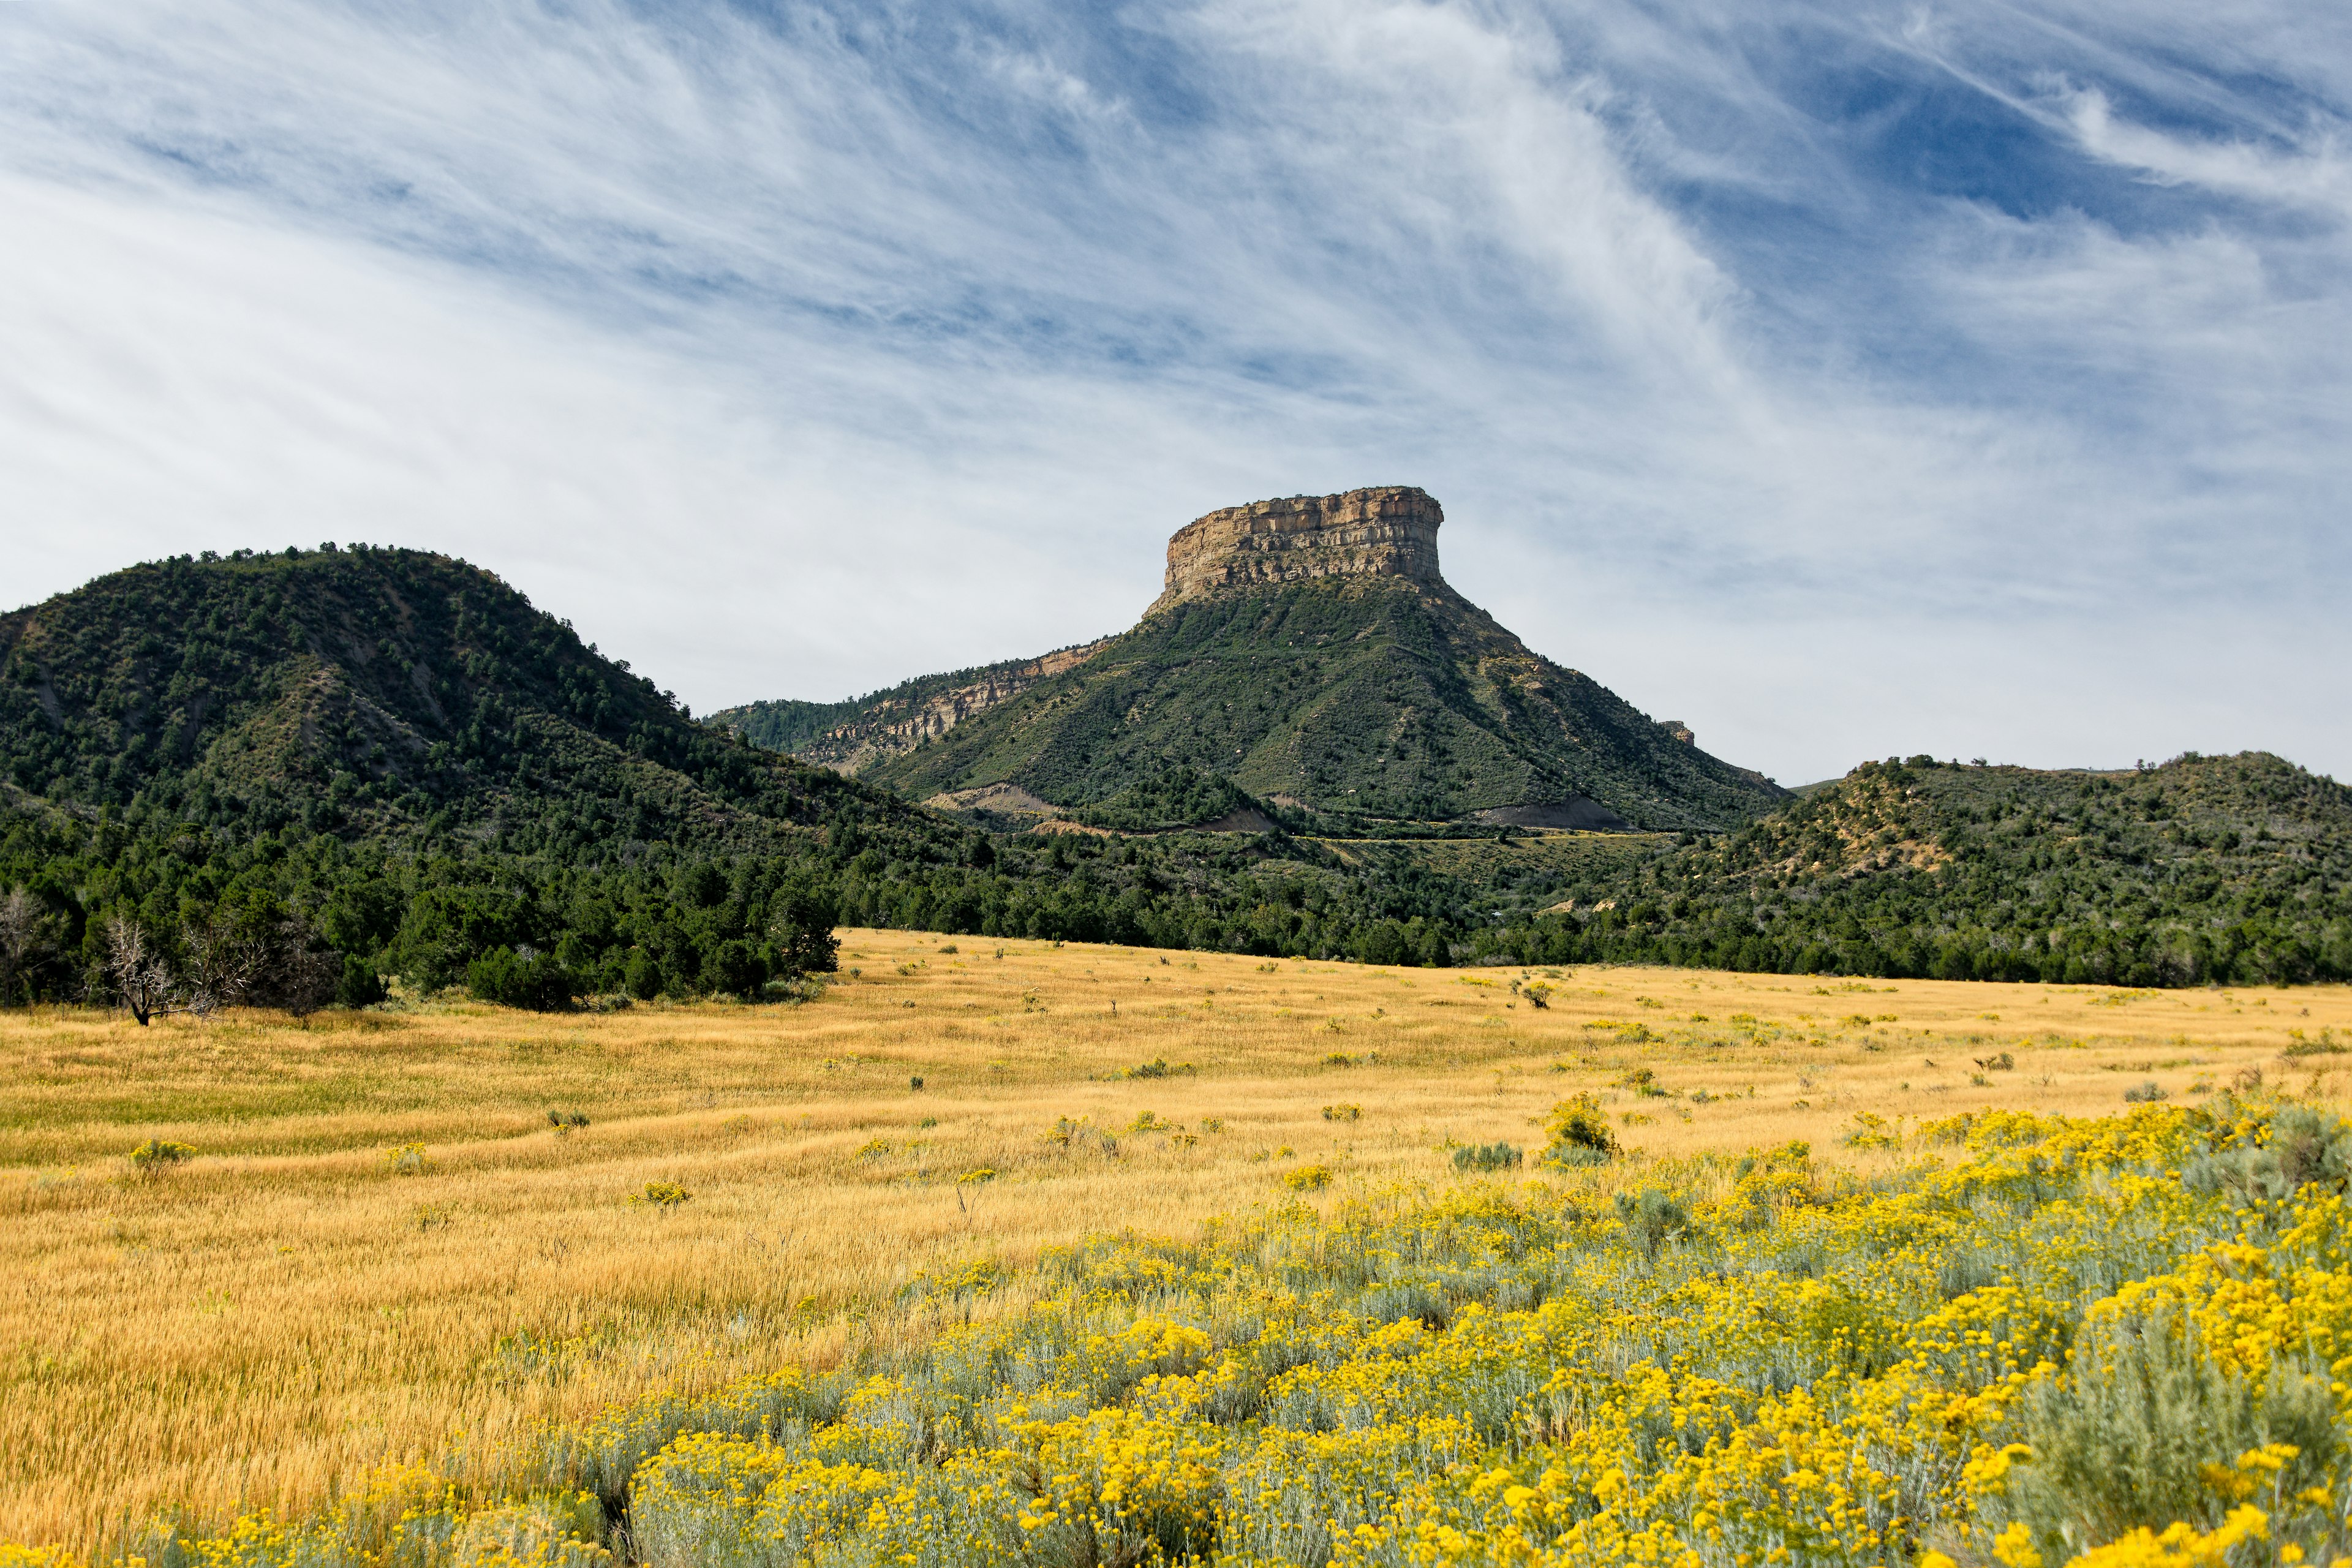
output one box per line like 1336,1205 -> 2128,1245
789,639 -> 1109,775
1149,487 -> 1444,613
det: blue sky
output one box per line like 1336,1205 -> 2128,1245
2,0 -> 2346,785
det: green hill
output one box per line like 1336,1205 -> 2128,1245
0,545 -> 873,851
1474,752 -> 2352,986
744,488 -> 1789,832
862,576 -> 1781,831
711,693 -> 873,755
0,548 -> 1522,1003
6,541 -> 2342,1000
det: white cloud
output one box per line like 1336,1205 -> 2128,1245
0,0 -> 2345,785
0,172 -> 1143,702
2064,88 -> 2352,214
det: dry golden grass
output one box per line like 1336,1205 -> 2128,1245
6,929 -> 2350,1553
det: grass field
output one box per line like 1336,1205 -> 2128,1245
5,930 -> 2350,1557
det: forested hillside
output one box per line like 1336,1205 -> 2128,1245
862,576 -> 1784,830
712,643 -> 1102,771
5,551 -> 2346,1005
1473,752 -> 2352,986
706,693 -> 872,755
0,549 -> 1490,1006
0,542 -> 861,854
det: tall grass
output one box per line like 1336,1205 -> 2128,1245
3,932 -> 2345,1556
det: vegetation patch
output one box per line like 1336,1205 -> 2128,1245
51,1098 -> 2352,1568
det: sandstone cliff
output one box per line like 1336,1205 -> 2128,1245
1150,486 -> 1444,612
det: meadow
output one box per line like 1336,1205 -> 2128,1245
4,931 -> 2350,1564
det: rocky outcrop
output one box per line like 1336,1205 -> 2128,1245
1149,487 -> 1444,612
794,639 -> 1110,775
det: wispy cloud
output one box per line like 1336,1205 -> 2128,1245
2058,85 -> 2352,214
0,0 -> 2345,782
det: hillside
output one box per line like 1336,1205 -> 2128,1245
0,543 -> 886,855
768,488 -> 1787,831
712,638 -> 1109,775
1476,750 -> 2352,986
0,548 -> 1529,1002
6,548 -> 2344,998
0,546 -> 998,1000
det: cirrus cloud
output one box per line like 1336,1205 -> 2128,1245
0,0 -> 2345,783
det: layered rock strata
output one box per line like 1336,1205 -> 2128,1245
793,639 -> 1109,775
1149,486 -> 1444,612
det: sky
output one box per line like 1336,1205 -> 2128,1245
2,0 -> 2346,787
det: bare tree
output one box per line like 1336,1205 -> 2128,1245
179,913 -> 263,1019
105,914 -> 174,1026
0,888 -> 47,1005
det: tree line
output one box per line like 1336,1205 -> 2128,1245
0,796 -> 1476,1016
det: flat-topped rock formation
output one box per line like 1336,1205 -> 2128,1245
1150,487 -> 1445,612
727,484 -> 1788,831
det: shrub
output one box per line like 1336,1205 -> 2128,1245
1726,1141 -> 1815,1229
381,1143 -> 430,1176
1618,1067 -> 1669,1098
635,1181 -> 692,1209
2181,1105 -> 2352,1209
907,1257 -> 1001,1302
1989,1306 -> 2343,1567
2122,1080 -> 2169,1103
1539,1093 -> 1619,1166
1840,1112 -> 1901,1150
547,1110 -> 590,1136
335,955 -> 388,1008
1452,1142 -> 1521,1173
1038,1116 -> 1094,1148
466,946 -> 576,1011
1613,1187 -> 1697,1261
1283,1164 -> 1333,1191
1321,1104 -> 1362,1122
128,1139 -> 196,1172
